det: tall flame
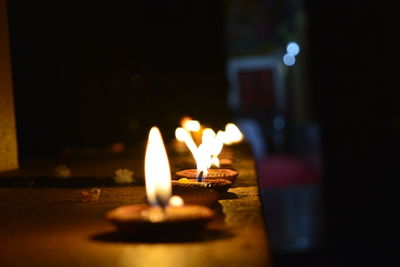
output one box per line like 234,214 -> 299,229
145,127 -> 171,206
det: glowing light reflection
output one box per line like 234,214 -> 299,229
287,42 -> 300,56
283,54 -> 296,66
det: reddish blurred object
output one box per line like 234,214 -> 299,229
59,147 -> 73,158
257,154 -> 320,188
238,69 -> 275,113
109,142 -> 125,154
227,54 -> 285,115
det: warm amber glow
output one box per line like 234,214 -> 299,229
184,120 -> 201,132
180,116 -> 192,127
181,116 -> 201,132
223,123 -> 244,145
145,127 -> 172,206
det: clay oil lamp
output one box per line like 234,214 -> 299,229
106,127 -> 215,234
173,127 -> 238,192
172,131 -> 228,205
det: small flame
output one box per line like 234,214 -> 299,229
223,123 -> 244,145
180,116 -> 192,127
145,127 -> 172,207
181,116 -> 201,132
175,127 -> 186,142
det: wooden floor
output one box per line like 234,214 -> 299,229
0,143 -> 271,267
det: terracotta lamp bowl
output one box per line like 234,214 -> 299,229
106,204 -> 215,234
175,169 -> 239,184
172,178 -> 232,193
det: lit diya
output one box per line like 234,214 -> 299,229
171,143 -> 229,206
173,126 -> 239,193
106,127 -> 215,233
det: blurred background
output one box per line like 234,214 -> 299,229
5,0 -> 395,266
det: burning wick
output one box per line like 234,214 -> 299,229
156,195 -> 167,213
197,171 -> 204,182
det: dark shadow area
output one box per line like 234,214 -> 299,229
260,184 -> 322,253
91,228 -> 234,244
6,0 -> 231,159
219,192 -> 238,200
270,251 -> 325,267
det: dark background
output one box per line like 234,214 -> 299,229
6,0 -> 397,266
7,0 -> 230,157
305,2 -> 397,266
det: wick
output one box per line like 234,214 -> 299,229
155,195 -> 167,214
197,171 -> 204,182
